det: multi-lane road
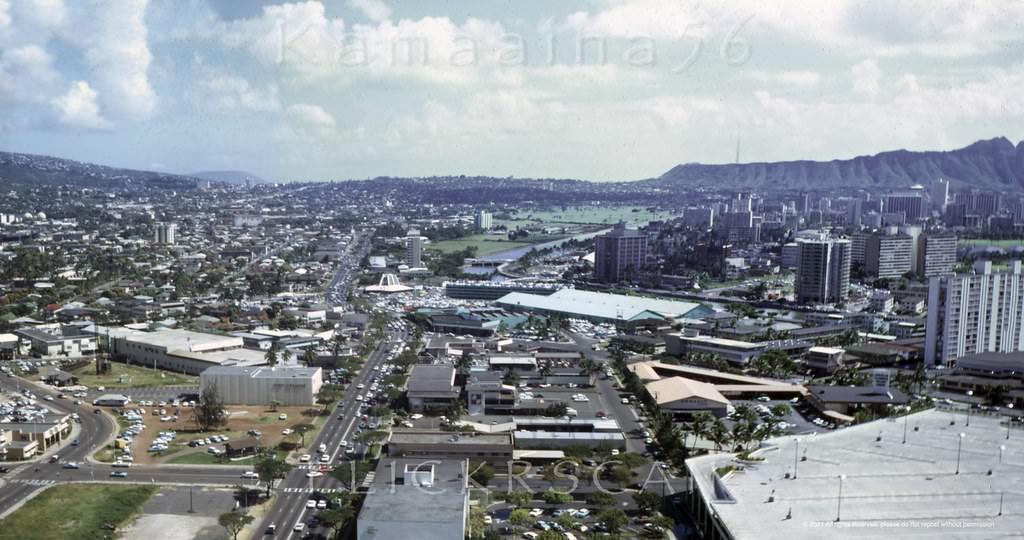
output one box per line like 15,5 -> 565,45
257,326 -> 406,538
0,374 -> 264,515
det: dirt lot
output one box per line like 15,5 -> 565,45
117,404 -> 323,465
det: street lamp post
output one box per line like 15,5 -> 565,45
835,474 -> 847,522
1007,404 -> 1015,440
999,445 -> 1006,465
902,406 -> 910,444
956,433 -> 966,475
966,391 -> 974,427
793,438 -> 801,479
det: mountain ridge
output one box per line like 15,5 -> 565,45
0,151 -> 202,189
650,137 -> 1024,191
3,136 -> 1023,192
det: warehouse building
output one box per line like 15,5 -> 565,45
103,327 -> 265,375
199,366 -> 323,406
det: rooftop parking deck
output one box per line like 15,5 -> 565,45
687,408 -> 1024,539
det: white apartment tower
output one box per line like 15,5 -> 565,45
154,222 -> 176,245
474,210 -> 493,232
925,261 -> 1024,366
405,229 -> 425,268
795,237 -> 851,305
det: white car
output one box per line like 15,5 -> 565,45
300,454 -> 311,463
528,508 -> 544,518
293,523 -> 306,533
320,454 -> 330,463
305,471 -> 323,478
241,471 -> 259,479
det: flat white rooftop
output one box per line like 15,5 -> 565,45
687,408 -> 1024,539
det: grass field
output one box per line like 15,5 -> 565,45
69,360 -> 197,388
429,234 -> 533,255
496,206 -> 677,227
0,484 -> 157,540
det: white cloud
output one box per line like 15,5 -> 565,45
287,103 -> 336,128
223,1 -> 346,65
52,80 -> 110,129
0,0 -> 11,29
741,70 -> 821,88
75,0 -> 156,120
0,44 -> 59,102
562,0 -> 713,39
851,59 -> 882,95
560,0 -> 1024,58
348,0 -> 391,22
189,69 -> 280,113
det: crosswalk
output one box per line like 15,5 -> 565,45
280,487 -> 343,494
12,479 -> 56,487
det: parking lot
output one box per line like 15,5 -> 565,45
120,486 -> 238,540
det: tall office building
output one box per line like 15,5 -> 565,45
931,179 -> 949,212
795,237 -> 851,305
154,222 -> 176,245
956,190 -> 1000,219
885,193 -> 925,221
732,192 -> 753,212
593,222 -> 647,283
474,210 -> 492,232
864,233 -> 914,279
917,232 -> 958,277
847,199 -> 863,228
682,207 -> 714,228
925,261 -> 1024,366
405,229 -> 425,268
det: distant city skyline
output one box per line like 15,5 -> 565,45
2,0 -> 1023,181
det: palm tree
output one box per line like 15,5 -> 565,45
264,345 -> 278,367
910,361 -> 928,394
688,411 -> 713,451
302,347 -> 316,367
708,420 -> 730,452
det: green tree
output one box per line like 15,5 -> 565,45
632,491 -> 662,515
611,465 -> 633,489
268,399 -> 282,412
264,345 -> 278,367
302,347 -> 317,367
506,490 -> 533,507
688,411 -> 713,450
541,488 -> 572,504
254,456 -> 293,497
708,420 -> 730,452
319,505 -> 354,537
470,461 -> 496,487
291,423 -> 316,447
194,381 -> 228,431
596,508 -> 628,532
587,491 -> 616,506
508,508 -> 534,529
218,512 -> 254,540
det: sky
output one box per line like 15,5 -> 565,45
1,0 -> 1023,182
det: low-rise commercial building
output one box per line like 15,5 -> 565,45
406,365 -> 459,412
386,431 -> 513,465
644,376 -> 731,418
104,327 -> 265,375
15,325 -> 97,357
199,366 -> 323,406
357,459 -> 469,540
